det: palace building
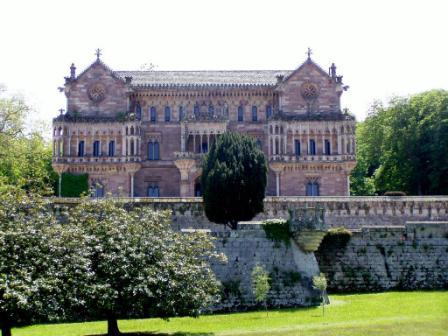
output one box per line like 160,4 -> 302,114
52,50 -> 356,197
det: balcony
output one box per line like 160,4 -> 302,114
52,155 -> 141,164
269,154 -> 356,163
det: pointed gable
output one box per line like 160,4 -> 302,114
276,58 -> 343,117
66,59 -> 130,118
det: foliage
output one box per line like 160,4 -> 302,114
201,132 -> 267,230
67,199 -> 222,336
262,219 -> 291,247
312,273 -> 328,317
0,187 -> 91,336
320,227 -> 352,249
383,191 -> 407,196
251,265 -> 270,315
12,292 -> 448,336
351,90 -> 448,195
0,90 -> 57,195
60,173 -> 89,197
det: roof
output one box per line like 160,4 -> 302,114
114,70 -> 291,88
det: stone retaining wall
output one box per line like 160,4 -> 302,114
315,221 -> 448,292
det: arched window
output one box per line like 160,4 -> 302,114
147,185 -> 160,197
194,182 -> 202,197
164,106 -> 171,122
93,183 -> 104,198
306,182 -> 320,196
148,141 -> 160,160
108,141 -> 115,157
295,140 -> 301,156
237,105 -> 244,122
252,106 -> 258,121
135,102 -> 142,120
208,104 -> 214,116
201,142 -> 208,153
78,141 -> 85,157
150,107 -> 157,122
179,106 -> 184,121
130,139 -> 135,156
266,105 -> 272,119
325,139 -> 331,155
309,139 -> 316,155
93,140 -> 100,157
256,139 -> 262,149
194,104 -> 200,117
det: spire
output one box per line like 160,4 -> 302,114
330,63 -> 337,78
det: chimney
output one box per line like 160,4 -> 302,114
330,63 -> 337,79
125,76 -> 133,84
70,63 -> 76,80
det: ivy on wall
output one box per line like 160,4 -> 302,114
61,172 -> 89,197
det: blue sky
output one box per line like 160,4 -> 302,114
1,0 -> 447,128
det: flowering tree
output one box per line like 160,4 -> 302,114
0,188 -> 90,336
68,199 -> 222,336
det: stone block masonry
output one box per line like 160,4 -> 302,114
316,221 -> 448,292
206,222 -> 321,311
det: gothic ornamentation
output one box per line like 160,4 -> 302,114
300,82 -> 319,100
88,83 -> 106,103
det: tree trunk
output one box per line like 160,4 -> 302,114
1,322 -> 11,336
107,315 -> 121,336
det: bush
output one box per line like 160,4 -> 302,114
320,227 -> 352,249
60,172 -> 89,197
262,219 -> 291,247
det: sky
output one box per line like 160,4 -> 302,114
1,0 -> 447,129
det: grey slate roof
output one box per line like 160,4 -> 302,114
115,70 -> 291,88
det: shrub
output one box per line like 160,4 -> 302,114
60,172 -> 89,197
262,219 -> 291,247
320,227 -> 352,249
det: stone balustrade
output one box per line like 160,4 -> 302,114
269,154 -> 356,162
53,156 -> 141,164
51,196 -> 448,230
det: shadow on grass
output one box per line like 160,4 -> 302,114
88,333 -> 214,336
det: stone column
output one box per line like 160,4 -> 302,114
193,134 -> 196,153
270,163 -> 284,196
174,159 -> 195,197
180,123 -> 186,152
130,173 -> 134,197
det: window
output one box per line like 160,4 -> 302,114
147,185 -> 160,197
148,141 -> 160,160
164,106 -> 171,122
150,107 -> 157,122
256,139 -> 262,149
93,183 -> 104,198
78,141 -> 85,157
208,104 -> 214,116
179,106 -> 184,121
194,104 -> 200,117
108,141 -> 115,157
93,141 -> 100,157
266,105 -> 272,119
130,139 -> 135,156
295,140 -> 301,156
237,105 -> 244,122
194,182 -> 201,197
306,182 -> 320,196
325,139 -> 331,155
201,142 -> 208,153
309,139 -> 316,155
135,102 -> 142,120
252,106 -> 258,121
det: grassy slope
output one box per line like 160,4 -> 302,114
14,291 -> 448,336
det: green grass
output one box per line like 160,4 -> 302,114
14,291 -> 448,336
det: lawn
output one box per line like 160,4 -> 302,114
14,291 -> 448,336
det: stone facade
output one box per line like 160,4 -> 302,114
316,222 -> 448,291
52,52 -> 356,197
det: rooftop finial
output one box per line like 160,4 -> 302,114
95,48 -> 102,60
307,47 -> 313,60
70,63 -> 76,79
